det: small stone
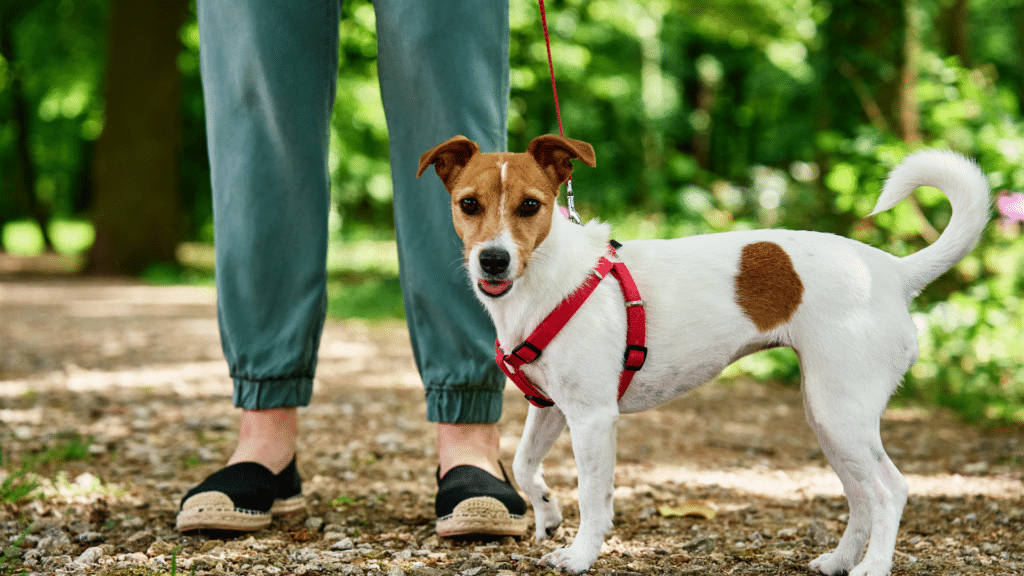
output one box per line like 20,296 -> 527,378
776,527 -> 798,539
148,540 -> 178,556
122,516 -> 146,530
74,546 -> 105,566
331,537 -> 354,551
323,531 -> 346,542
963,461 -> 989,474
681,536 -> 716,554
116,552 -> 149,564
77,531 -> 105,543
37,530 -> 71,551
126,530 -> 155,551
304,516 -> 325,532
42,555 -> 73,571
200,539 -> 224,553
981,542 -> 1003,554
409,566 -> 445,576
807,520 -> 837,548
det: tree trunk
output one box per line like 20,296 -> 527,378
938,0 -> 971,66
817,0 -> 905,133
899,0 -> 922,145
87,0 -> 188,275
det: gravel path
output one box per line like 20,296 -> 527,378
1,277 -> 1022,575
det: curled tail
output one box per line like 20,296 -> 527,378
870,150 -> 991,300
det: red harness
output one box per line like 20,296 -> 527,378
495,243 -> 648,408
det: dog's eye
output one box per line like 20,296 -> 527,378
519,198 -> 541,217
460,197 -> 480,215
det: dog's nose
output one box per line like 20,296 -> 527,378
479,247 -> 510,276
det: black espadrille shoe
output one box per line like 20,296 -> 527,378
435,463 -> 527,538
176,456 -> 305,532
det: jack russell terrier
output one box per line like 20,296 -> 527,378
417,134 -> 990,576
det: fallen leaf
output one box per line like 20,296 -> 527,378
658,501 -> 717,520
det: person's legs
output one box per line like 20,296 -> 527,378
373,0 -> 524,537
373,0 -> 511,478
178,0 -> 340,532
198,0 -> 342,474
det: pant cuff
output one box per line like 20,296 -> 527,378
426,385 -> 505,424
232,376 -> 314,410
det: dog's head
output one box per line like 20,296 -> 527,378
417,135 -> 596,299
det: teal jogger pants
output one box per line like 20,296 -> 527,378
198,0 -> 508,423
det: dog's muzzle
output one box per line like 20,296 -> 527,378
478,247 -> 512,298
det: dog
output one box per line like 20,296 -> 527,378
417,134 -> 990,575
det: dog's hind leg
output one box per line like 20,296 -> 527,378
513,405 -> 567,541
801,356 -> 908,576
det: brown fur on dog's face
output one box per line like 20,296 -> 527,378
418,135 -> 596,276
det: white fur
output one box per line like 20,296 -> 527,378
465,151 -> 989,575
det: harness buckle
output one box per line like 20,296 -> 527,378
623,344 -> 648,371
512,341 -> 542,364
525,395 -> 556,408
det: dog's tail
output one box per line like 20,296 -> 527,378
871,149 -> 990,300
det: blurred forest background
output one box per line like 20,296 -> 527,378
1,0 -> 1022,423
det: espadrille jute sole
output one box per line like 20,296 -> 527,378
435,496 -> 527,538
176,491 -> 306,532
270,494 -> 306,515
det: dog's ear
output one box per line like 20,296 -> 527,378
527,134 -> 596,188
417,136 -> 481,191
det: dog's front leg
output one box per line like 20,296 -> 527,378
513,404 -> 567,541
542,405 -> 618,574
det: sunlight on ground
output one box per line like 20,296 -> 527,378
614,463 -> 1024,501
4,280 -> 1021,511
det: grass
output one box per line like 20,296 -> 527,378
0,522 -> 33,576
0,467 -> 41,504
0,432 -> 95,507
31,432 -> 94,467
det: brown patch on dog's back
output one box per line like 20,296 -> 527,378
734,242 -> 803,331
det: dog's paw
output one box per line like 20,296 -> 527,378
848,557 -> 892,576
533,494 -> 563,541
809,551 -> 852,576
541,545 -> 598,574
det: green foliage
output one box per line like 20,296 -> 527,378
2,0 -> 1022,422
1,218 -> 93,255
328,273 -> 405,321
0,0 -> 108,226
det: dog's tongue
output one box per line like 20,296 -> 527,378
479,280 -> 511,296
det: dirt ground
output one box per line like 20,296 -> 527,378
1,272 -> 1022,575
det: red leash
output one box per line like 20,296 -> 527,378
538,0 -> 582,224
538,0 -> 566,139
